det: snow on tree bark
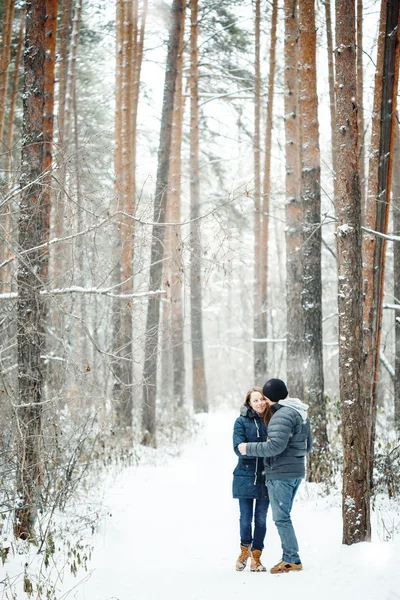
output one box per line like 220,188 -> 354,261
394,122 -> 400,434
0,0 -> 15,144
335,0 -> 371,544
298,0 -> 328,481
141,0 -> 184,446
190,0 -> 208,413
260,0 -> 278,379
253,0 -> 263,385
284,0 -> 303,400
15,0 -> 46,540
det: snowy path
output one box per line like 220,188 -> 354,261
63,412 -> 399,600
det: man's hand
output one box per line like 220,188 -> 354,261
238,443 -> 247,455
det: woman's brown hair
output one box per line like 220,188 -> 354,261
245,387 -> 272,428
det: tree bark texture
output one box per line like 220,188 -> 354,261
15,0 -> 46,541
335,0 -> 371,544
284,0 -> 303,400
190,0 -> 208,413
141,0 -> 184,446
52,0 -> 72,281
394,122 -> 400,434
4,9 -> 25,180
165,3 -> 186,408
259,0 -> 278,378
298,0 -> 328,481
112,0 -> 135,434
0,0 -> 15,144
368,0 -> 400,480
253,0 -> 263,385
357,0 -> 366,205
324,0 -> 338,204
41,0 -> 58,285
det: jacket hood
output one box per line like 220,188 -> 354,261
240,403 -> 263,419
278,397 -> 309,422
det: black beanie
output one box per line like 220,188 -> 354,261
262,378 -> 288,403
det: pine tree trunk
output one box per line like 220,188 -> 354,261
52,0 -> 72,280
394,122 -> 400,434
167,3 -> 186,408
1,8 -> 25,286
113,0 -> 135,435
0,0 -> 15,144
260,0 -> 278,377
15,0 -> 46,541
284,0 -> 303,399
141,0 -> 184,446
42,0 -> 58,285
357,0 -> 366,205
299,0 -> 328,482
335,0 -> 370,544
253,0 -> 263,384
4,9 -> 25,180
366,0 -> 400,483
190,0 -> 208,413
324,0 -> 338,204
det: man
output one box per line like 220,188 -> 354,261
238,378 -> 312,573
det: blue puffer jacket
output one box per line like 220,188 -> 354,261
232,404 -> 268,499
245,398 -> 313,480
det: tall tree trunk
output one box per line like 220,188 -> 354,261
166,2 -> 186,408
324,0 -> 338,204
0,0 -> 15,145
113,0 -> 134,434
299,0 -> 328,481
259,0 -> 278,378
253,0 -> 263,384
366,0 -> 400,483
42,0 -> 58,285
357,0 -> 366,205
190,0 -> 208,413
394,122 -> 400,434
4,9 -> 25,180
52,0 -> 72,281
1,9 -> 25,288
15,0 -> 46,541
335,0 -> 370,544
112,0 -> 148,434
284,0 -> 303,399
141,0 -> 184,446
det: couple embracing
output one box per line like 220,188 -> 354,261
232,378 -> 313,574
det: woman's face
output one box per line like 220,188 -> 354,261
248,391 -> 267,414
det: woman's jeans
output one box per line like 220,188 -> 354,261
266,478 -> 302,564
238,496 -> 269,550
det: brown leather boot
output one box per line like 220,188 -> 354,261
250,549 -> 267,572
270,560 -> 303,574
235,544 -> 251,571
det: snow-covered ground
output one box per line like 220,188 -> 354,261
4,411 -> 400,599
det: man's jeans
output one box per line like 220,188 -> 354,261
266,478 -> 302,563
238,496 -> 269,550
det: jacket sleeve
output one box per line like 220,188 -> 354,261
245,409 -> 293,458
306,420 -> 313,454
233,418 -> 247,457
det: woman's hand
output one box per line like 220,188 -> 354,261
238,443 -> 247,455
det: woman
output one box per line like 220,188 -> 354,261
232,387 -> 271,572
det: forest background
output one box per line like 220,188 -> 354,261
0,0 -> 400,596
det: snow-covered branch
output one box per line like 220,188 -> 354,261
362,227 -> 400,242
0,288 -> 166,300
380,351 -> 395,380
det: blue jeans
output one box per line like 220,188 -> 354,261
266,478 -> 302,563
238,496 -> 269,551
